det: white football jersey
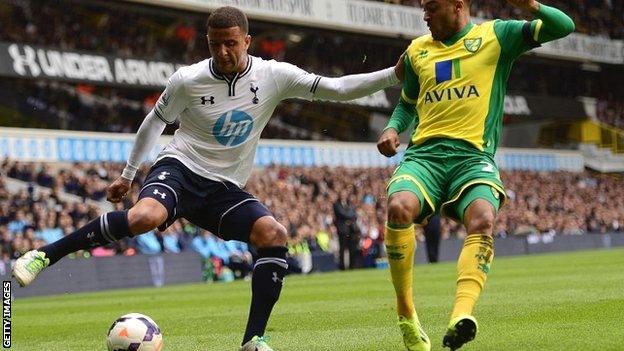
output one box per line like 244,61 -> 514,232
152,56 -> 322,187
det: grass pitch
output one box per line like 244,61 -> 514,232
12,248 -> 624,350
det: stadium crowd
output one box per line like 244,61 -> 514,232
1,160 -> 622,272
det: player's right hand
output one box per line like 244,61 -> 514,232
107,177 -> 132,203
377,128 -> 400,157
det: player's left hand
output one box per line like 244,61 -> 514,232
394,52 -> 406,82
506,0 -> 540,12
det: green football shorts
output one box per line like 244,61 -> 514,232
387,138 -> 506,224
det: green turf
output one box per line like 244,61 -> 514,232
11,248 -> 624,350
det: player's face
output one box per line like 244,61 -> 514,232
207,26 -> 251,74
421,0 -> 460,41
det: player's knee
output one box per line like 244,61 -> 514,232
465,210 -> 495,235
387,195 -> 418,225
250,217 -> 287,248
268,223 -> 288,246
128,201 -> 167,234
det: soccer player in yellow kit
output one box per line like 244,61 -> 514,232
376,1 -> 574,350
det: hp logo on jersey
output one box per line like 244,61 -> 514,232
213,109 -> 254,146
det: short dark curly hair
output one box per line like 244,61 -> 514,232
207,6 -> 249,33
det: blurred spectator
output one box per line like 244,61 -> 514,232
423,215 -> 441,263
191,230 -> 252,280
161,226 -> 182,254
597,99 -> 624,130
288,225 -> 313,274
223,240 -> 253,279
135,230 -> 162,255
7,210 -> 28,235
91,246 -> 116,257
333,189 -> 360,270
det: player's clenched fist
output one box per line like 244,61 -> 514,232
506,0 -> 540,12
107,176 -> 132,203
377,128 -> 400,157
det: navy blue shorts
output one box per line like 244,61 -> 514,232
138,157 -> 272,242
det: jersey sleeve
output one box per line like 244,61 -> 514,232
153,69 -> 188,124
493,19 -> 541,59
400,53 -> 420,106
494,4 -> 575,59
532,4 -> 575,43
385,53 -> 419,134
271,61 -> 319,101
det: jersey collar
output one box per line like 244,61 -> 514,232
209,56 -> 253,82
209,57 -> 253,96
441,22 -> 474,47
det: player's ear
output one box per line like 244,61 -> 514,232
453,0 -> 459,12
458,0 -> 468,12
244,34 -> 251,49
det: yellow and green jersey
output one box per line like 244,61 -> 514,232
386,4 -> 575,156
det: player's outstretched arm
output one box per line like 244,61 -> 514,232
107,111 -> 166,203
275,54 -> 403,102
312,58 -> 402,101
507,0 -> 575,43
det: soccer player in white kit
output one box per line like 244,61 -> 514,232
13,6 -> 403,350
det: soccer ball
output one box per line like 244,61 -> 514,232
107,313 -> 163,351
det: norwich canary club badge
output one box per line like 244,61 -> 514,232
464,38 -> 482,53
